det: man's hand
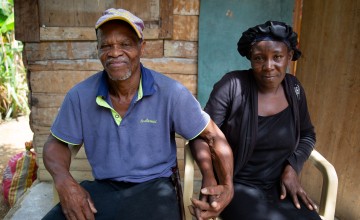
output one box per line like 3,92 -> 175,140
189,184 -> 233,220
280,164 -> 317,211
55,175 -> 97,220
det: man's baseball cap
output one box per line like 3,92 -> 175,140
95,8 -> 144,39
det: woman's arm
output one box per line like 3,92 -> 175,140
281,79 -> 317,210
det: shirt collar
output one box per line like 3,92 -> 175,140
140,63 -> 156,96
96,63 -> 156,100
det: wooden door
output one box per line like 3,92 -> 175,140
296,0 -> 360,219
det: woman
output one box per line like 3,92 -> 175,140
190,21 -> 321,220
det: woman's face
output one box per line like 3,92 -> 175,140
250,40 -> 293,90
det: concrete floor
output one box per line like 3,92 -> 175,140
4,181 -> 54,220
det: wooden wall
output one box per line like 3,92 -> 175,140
14,0 -> 202,187
296,0 -> 360,219
16,1 -> 360,218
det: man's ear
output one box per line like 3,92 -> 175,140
140,40 -> 146,57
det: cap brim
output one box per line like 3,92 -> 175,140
95,16 -> 142,39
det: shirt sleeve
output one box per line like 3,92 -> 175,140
172,85 -> 210,140
50,89 -> 84,145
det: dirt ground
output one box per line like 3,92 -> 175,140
0,116 -> 33,219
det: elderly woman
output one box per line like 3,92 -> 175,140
190,21 -> 321,220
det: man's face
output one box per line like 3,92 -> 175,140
97,21 -> 144,81
250,40 -> 293,90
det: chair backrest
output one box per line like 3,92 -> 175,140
183,144 -> 338,220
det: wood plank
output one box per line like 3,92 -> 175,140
173,0 -> 200,15
33,134 -> 49,154
297,0 -> 360,219
173,15 -> 198,41
30,93 -> 65,108
38,0 -> 160,27
31,107 -> 59,127
142,40 -> 164,58
39,27 -> 160,41
164,40 -> 198,58
40,27 -> 96,41
14,0 -> 40,42
25,42 -> 98,61
143,28 -> 161,40
159,0 -> 174,38
27,59 -> 103,71
31,124 -> 51,135
30,71 -> 95,93
38,0 -> 105,27
121,0 -> 160,22
141,58 -> 197,74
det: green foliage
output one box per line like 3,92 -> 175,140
0,0 -> 29,121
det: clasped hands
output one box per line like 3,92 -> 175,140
188,183 -> 233,220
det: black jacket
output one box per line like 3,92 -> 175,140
204,70 -> 316,179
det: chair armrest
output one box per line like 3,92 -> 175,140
308,149 -> 338,220
184,143 -> 195,220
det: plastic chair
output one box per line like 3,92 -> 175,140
183,143 -> 338,220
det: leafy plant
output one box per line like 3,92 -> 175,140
0,0 -> 29,121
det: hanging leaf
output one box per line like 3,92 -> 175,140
1,12 -> 14,33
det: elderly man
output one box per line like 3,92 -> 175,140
42,8 -> 233,220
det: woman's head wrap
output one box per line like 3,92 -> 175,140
237,21 -> 301,61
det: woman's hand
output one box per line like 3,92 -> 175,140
280,164 -> 317,210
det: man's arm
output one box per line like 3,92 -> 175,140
188,120 -> 234,220
43,134 -> 97,220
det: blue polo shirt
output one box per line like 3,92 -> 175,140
50,64 -> 210,183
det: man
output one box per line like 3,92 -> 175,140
42,8 -> 233,220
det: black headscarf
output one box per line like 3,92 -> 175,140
237,21 -> 301,61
